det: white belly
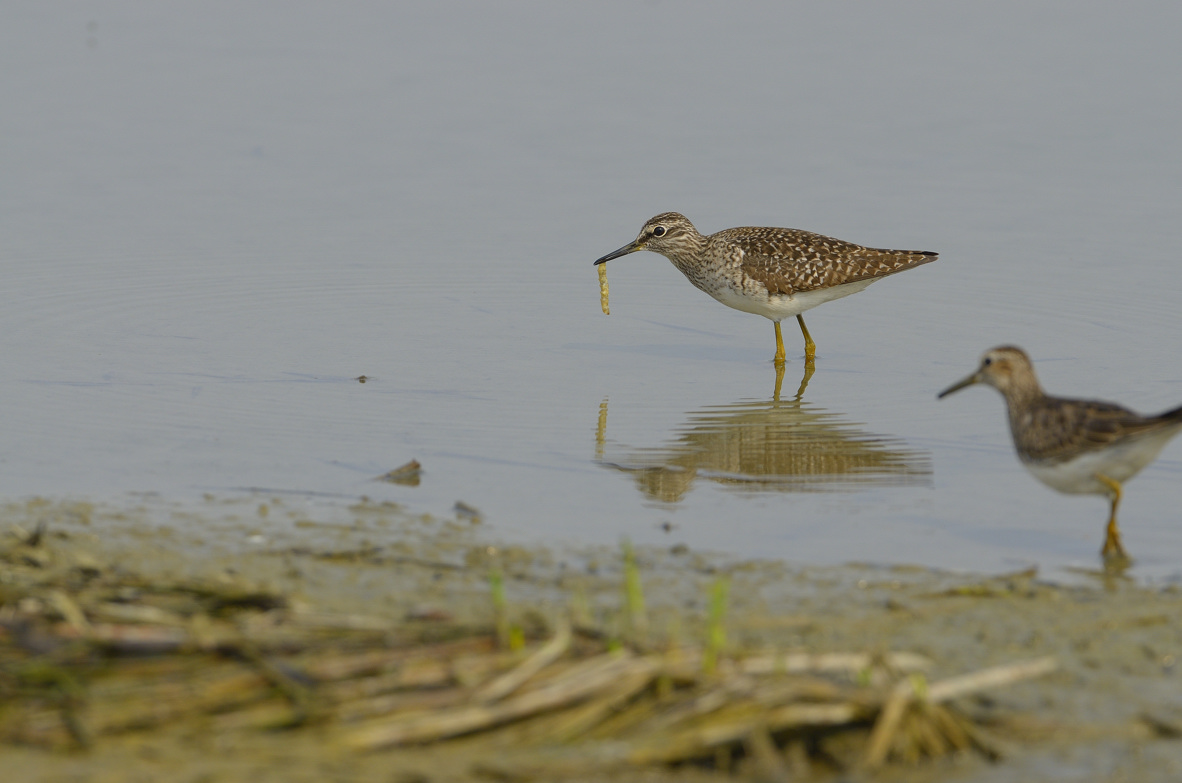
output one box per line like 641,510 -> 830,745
1023,426 -> 1182,495
710,278 -> 879,321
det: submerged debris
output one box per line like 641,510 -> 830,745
453,501 -> 482,523
378,459 -> 422,486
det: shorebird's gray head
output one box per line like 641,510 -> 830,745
939,345 -> 1040,400
593,213 -> 701,265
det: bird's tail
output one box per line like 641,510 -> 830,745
1158,402 -> 1182,423
855,248 -> 939,279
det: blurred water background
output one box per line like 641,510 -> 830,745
3,2 -> 1181,579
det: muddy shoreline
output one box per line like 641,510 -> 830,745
2,497 -> 1181,782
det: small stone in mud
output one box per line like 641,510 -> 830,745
379,460 -> 422,486
453,501 -> 481,523
406,606 -> 453,622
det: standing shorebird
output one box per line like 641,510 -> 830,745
592,213 -> 937,366
939,345 -> 1182,563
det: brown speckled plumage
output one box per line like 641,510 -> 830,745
1012,396 -> 1181,465
941,346 -> 1182,466
707,223 -> 936,296
592,212 -> 937,364
939,345 -> 1182,563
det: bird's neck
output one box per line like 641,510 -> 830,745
1000,381 -> 1046,420
661,232 -> 708,271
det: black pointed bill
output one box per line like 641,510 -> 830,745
938,371 -> 982,399
593,239 -> 645,266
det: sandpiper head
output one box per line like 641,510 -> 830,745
938,345 -> 1039,400
593,212 -> 699,265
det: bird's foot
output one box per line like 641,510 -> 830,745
1101,530 -> 1132,571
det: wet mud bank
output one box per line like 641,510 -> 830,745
2,498 -> 1181,782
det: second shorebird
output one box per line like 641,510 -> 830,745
593,212 -> 937,366
939,345 -> 1182,563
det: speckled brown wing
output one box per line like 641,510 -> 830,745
713,227 -> 938,295
1014,398 -> 1163,464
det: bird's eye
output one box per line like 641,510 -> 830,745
983,357 -> 993,366
652,226 -> 667,237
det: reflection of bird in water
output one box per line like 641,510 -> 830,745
596,366 -> 931,503
940,345 -> 1182,566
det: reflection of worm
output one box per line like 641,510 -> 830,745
598,264 -> 610,315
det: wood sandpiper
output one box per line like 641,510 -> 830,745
939,345 -> 1182,564
593,213 -> 937,366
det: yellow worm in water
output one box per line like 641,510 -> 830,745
598,263 -> 610,315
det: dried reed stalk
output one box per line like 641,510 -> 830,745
343,652 -> 656,750
473,619 -> 571,703
862,656 -> 1056,769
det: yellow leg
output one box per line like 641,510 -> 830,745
1095,473 -> 1130,562
773,321 -> 786,367
796,315 -> 816,363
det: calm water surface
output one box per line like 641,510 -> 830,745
3,2 -> 1182,579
